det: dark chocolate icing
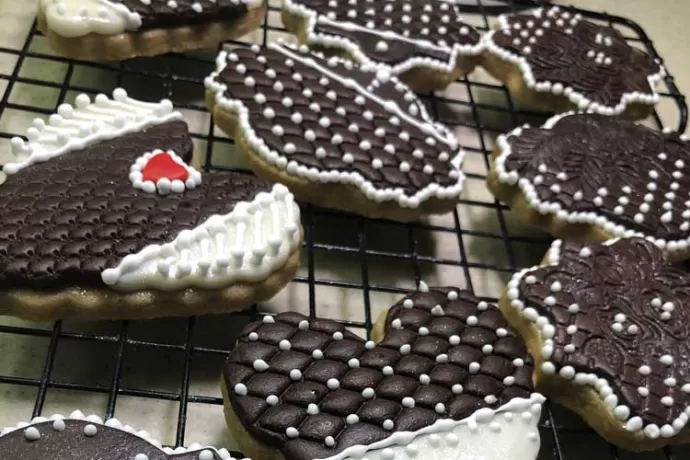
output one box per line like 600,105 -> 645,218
0,120 -> 271,289
502,113 -> 690,243
213,43 -> 461,199
491,6 -> 662,108
0,417 -> 226,459
518,238 -> 690,428
115,0 -> 254,30
223,287 -> 535,460
290,0 -> 481,67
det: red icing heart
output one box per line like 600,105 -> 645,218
141,152 -> 189,183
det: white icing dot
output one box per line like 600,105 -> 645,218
346,414 -> 359,424
362,388 -> 375,399
638,387 -> 650,397
248,332 -> 259,341
333,331 -> 344,341
279,339 -> 291,351
267,395 -> 279,406
469,362 -> 481,373
327,378 -> 340,390
83,424 -> 97,437
382,366 -> 394,376
234,383 -> 247,395
638,365 -> 651,376
286,427 -> 299,438
449,335 -> 460,346
312,349 -> 324,359
289,369 -> 302,380
52,419 -> 66,432
662,396 -> 674,406
24,427 -> 41,441
661,355 -> 674,365
513,358 -> 524,367
298,320 -> 309,331
402,396 -> 415,408
325,436 -> 335,447
383,419 -> 394,430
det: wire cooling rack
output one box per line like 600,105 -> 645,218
0,1 -> 687,459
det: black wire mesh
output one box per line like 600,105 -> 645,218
0,1 -> 687,459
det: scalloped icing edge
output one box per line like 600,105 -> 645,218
493,111 -> 690,256
482,6 -> 665,116
4,88 -> 182,176
282,0 -> 484,76
315,393 -> 545,460
204,41 -> 465,209
505,238 -> 690,440
101,182 -> 302,291
0,409 -> 249,459
40,0 -> 263,39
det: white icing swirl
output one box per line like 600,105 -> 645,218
316,393 -> 545,460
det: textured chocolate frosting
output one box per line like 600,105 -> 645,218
0,416 -> 227,459
211,44 -> 462,201
0,120 -> 271,289
491,6 -> 662,108
115,0 -> 254,30
223,287 -> 535,460
501,113 -> 690,243
288,0 -> 481,67
516,238 -> 690,428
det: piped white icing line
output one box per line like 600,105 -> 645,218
40,0 -> 263,38
0,410 -> 247,459
204,41 -> 465,208
101,183 -> 301,291
314,393 -> 545,460
4,88 -> 181,176
493,112 -> 690,255
506,238 -> 687,439
482,6 -> 665,116
283,0 -> 484,76
129,149 -> 203,195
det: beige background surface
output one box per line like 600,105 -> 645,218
0,1 -> 687,459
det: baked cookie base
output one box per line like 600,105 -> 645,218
207,92 -> 460,222
280,8 -> 481,93
486,147 -> 690,262
481,52 -> 655,121
0,241 -> 301,321
497,248 -> 690,451
37,6 -> 266,61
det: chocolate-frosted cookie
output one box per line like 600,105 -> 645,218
38,0 -> 265,60
222,284 -> 545,460
0,88 -> 302,320
482,5 -> 664,120
281,0 -> 483,92
205,42 -> 465,222
0,410 -> 246,459
500,238 -> 690,451
487,112 -> 690,261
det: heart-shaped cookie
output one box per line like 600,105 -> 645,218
223,286 -> 544,460
0,410 -> 245,459
501,237 -> 690,450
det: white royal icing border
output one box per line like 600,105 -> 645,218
4,88 -> 181,176
506,238 -> 690,440
41,0 -> 263,38
493,111 -> 690,256
0,410 -> 248,459
101,182 -> 301,291
317,393 -> 545,460
482,6 -> 665,116
282,0 -> 484,77
129,149 -> 203,195
204,41 -> 465,209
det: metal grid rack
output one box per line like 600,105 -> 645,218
0,1 -> 687,459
